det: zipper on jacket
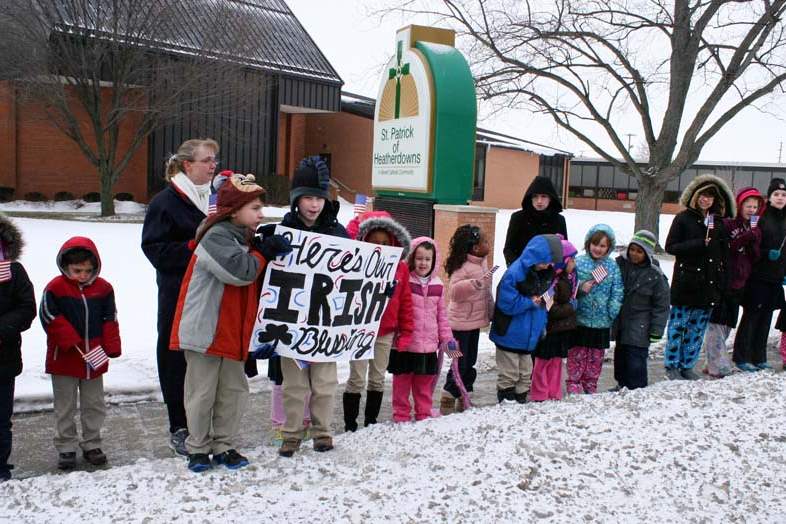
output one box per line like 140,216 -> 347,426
81,288 -> 91,380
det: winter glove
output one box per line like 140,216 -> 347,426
769,249 -> 781,261
249,343 -> 276,360
384,279 -> 398,298
649,333 -> 662,344
258,234 -> 292,261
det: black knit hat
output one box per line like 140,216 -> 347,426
290,156 -> 330,209
768,178 -> 786,199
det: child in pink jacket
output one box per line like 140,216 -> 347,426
388,237 -> 456,422
440,224 -> 495,414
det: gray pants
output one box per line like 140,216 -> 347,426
346,333 -> 394,393
51,374 -> 106,453
183,351 -> 248,455
496,348 -> 533,394
281,358 -> 337,440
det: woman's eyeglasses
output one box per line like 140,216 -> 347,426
190,157 -> 220,166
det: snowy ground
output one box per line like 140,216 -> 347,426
0,199 -> 718,411
2,372 -> 785,522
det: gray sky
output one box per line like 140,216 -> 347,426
287,0 -> 786,164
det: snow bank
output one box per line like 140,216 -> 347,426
2,372 -> 785,522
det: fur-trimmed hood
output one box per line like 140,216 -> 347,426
679,174 -> 736,218
349,211 -> 412,259
0,213 -> 24,261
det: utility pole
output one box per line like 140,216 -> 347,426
625,133 -> 636,152
779,141 -> 783,163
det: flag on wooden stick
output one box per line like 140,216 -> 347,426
591,265 -> 608,284
354,194 -> 368,215
81,345 -> 109,371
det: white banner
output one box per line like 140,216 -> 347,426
249,226 -> 403,363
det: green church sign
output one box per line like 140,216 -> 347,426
372,25 -> 477,204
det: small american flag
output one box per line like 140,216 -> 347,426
706,214 -> 715,230
750,215 -> 759,228
591,265 -> 609,284
0,261 -> 10,283
82,345 -> 109,371
541,287 -> 555,311
208,193 -> 218,216
354,194 -> 368,215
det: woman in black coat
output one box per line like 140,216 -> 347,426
141,138 -> 218,455
0,213 -> 36,481
503,176 -> 567,266
663,174 -> 733,380
733,178 -> 786,371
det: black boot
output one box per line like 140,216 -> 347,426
497,387 -> 516,404
364,390 -> 384,426
514,391 -> 528,404
342,392 -> 361,432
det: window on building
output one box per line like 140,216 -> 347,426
472,144 -> 487,201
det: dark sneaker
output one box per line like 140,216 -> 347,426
278,438 -> 301,458
665,368 -> 684,381
608,385 -> 623,392
83,448 -> 108,466
187,453 -> 212,473
168,428 -> 189,456
755,362 -> 773,370
514,392 -> 528,404
680,368 -> 701,381
57,452 -> 77,470
212,449 -> 249,470
313,436 -> 334,452
0,467 -> 11,482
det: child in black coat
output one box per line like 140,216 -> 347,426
0,213 -> 36,481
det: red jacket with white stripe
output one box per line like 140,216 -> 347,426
39,237 -> 121,379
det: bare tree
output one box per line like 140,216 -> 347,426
385,0 -> 786,240
0,0 -> 261,215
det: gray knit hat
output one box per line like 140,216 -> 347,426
629,229 -> 657,261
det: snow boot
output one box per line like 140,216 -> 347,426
313,436 -> 334,452
342,391 -> 361,432
364,390 -> 384,427
278,438 -> 301,458
82,448 -> 107,466
57,452 -> 76,470
680,368 -> 701,381
665,368 -> 684,381
497,387 -> 516,403
514,392 -> 528,404
439,393 -> 456,416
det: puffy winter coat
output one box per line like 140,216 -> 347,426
40,237 -> 121,379
0,214 -> 36,380
575,225 -> 624,329
547,272 -> 577,334
401,237 -> 453,354
724,215 -> 762,291
490,234 -> 563,352
613,250 -> 670,348
349,211 -> 414,350
503,176 -> 568,266
141,184 -> 205,343
665,174 -> 734,307
170,220 -> 266,361
447,254 -> 495,332
750,204 -> 786,284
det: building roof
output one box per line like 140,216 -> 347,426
341,91 -> 571,157
573,156 -> 786,170
49,0 -> 342,84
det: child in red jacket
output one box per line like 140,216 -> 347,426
343,211 -> 413,430
39,237 -> 121,470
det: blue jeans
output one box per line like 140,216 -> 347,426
0,377 -> 14,478
664,306 -> 711,369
